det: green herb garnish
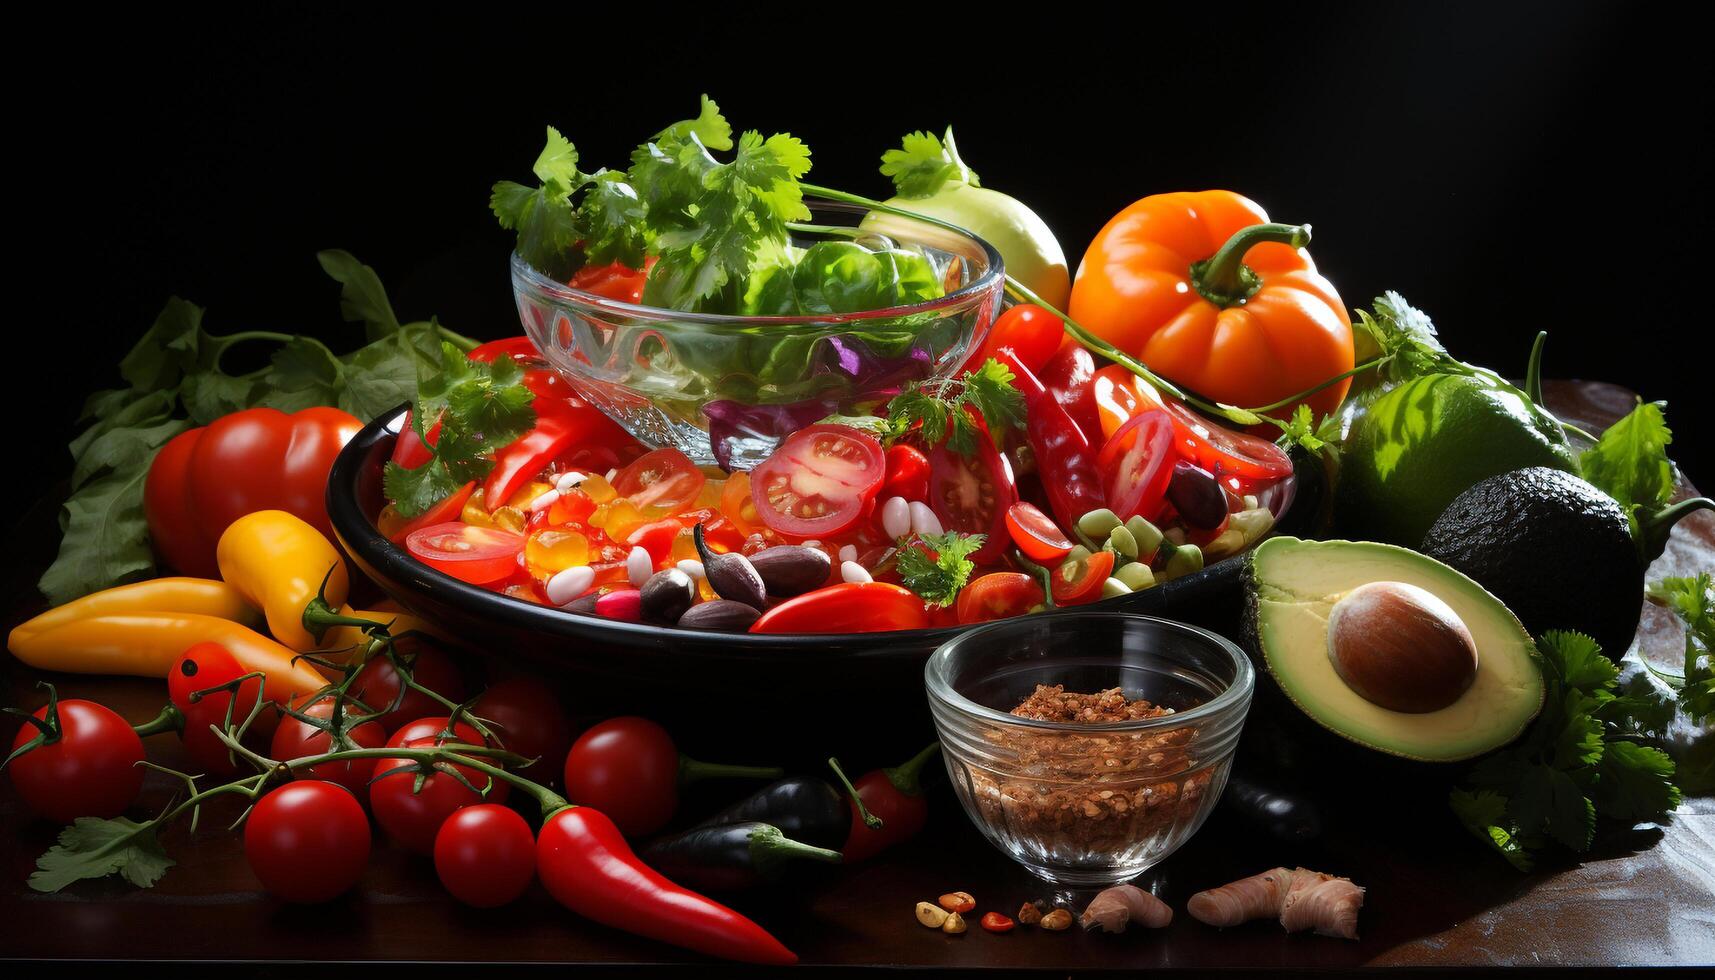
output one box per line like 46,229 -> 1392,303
880,127 -> 979,199
884,358 -> 1025,455
1646,574 -> 1715,725
895,531 -> 985,607
382,345 -> 536,518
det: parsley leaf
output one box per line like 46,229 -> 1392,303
1353,291 -> 1457,384
1276,404 -> 1327,455
885,358 -> 1026,455
1647,574 -> 1715,723
383,343 -> 536,518
894,531 -> 985,607
1449,789 -> 1537,872
30,816 -> 175,893
318,249 -> 401,341
880,127 -> 980,199
1582,400 -> 1675,524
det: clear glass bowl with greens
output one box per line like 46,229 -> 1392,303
512,201 -> 1004,468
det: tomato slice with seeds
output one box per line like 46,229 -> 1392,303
956,572 -> 1045,624
1005,501 -> 1074,563
390,481 -> 477,545
612,447 -> 706,512
1097,408 -> 1177,522
406,523 -> 526,585
750,424 -> 885,539
1051,550 -> 1114,606
926,430 -> 1015,565
1160,398 -> 1293,481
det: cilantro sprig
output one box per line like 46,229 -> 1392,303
1646,574 -> 1715,725
1450,630 -> 1682,871
884,358 -> 1026,455
382,344 -> 536,518
894,531 -> 985,607
1579,401 -> 1714,562
881,127 -> 980,199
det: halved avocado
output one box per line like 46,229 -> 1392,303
1247,537 -> 1543,762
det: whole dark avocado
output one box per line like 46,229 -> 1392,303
1420,467 -> 1639,657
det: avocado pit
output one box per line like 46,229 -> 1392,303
1326,581 -> 1479,714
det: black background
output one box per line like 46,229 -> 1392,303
19,3 -> 1710,486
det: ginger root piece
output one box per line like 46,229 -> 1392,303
1080,884 -> 1174,933
1187,867 -> 1364,940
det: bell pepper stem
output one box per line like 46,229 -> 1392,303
882,741 -> 943,797
131,702 -> 184,738
1193,223 -> 1312,307
678,754 -> 785,787
302,564 -> 384,642
827,757 -> 885,830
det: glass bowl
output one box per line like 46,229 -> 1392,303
512,201 -> 1005,468
925,612 -> 1254,893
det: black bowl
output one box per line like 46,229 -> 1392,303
327,406 -> 1271,704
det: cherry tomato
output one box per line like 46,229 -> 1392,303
7,697 -> 144,823
390,481 -> 477,546
244,781 -> 371,903
406,522 -> 526,585
956,572 -> 1045,624
170,641 -> 279,776
370,716 -> 508,854
269,697 -> 388,797
1051,550 -> 1115,606
969,303 -> 1064,374
563,716 -> 684,837
467,336 -> 541,363
1004,501 -> 1074,564
750,424 -> 885,539
348,642 -> 467,733
750,582 -> 930,634
882,444 -> 931,502
1160,397 -> 1294,481
568,257 -> 653,304
1091,364 -> 1162,440
925,430 -> 1016,565
471,677 -> 573,788
435,803 -> 536,908
613,447 -> 707,512
1097,408 -> 1177,522
1038,343 -> 1101,443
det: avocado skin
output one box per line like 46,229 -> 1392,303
1421,467 -> 1641,658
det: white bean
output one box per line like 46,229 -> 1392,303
881,496 -> 912,539
910,501 -> 943,536
556,471 -> 588,493
840,561 -> 873,584
676,559 -> 706,579
546,566 -> 596,606
528,489 -> 561,512
626,546 -> 653,587
838,544 -> 857,564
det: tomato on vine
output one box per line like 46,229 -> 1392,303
370,716 -> 509,854
244,781 -> 371,904
434,803 -> 537,908
4,687 -> 144,823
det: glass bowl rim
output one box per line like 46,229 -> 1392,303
509,199 -> 1006,328
925,611 -> 1256,734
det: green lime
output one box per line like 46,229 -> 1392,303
1336,372 -> 1577,545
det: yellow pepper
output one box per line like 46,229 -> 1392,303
216,510 -> 377,651
7,613 -> 328,697
8,577 -> 260,648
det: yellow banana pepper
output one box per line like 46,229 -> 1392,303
7,613 -> 328,697
216,510 -> 377,652
8,577 -> 260,647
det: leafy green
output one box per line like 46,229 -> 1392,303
895,531 -> 986,607
1352,291 -> 1455,384
1451,630 -> 1683,870
43,252 -> 472,604
382,344 -> 536,518
880,127 -> 980,199
1275,403 -> 1327,456
884,359 -> 1026,455
1580,400 -> 1679,559
30,816 -> 175,893
1647,574 -> 1715,723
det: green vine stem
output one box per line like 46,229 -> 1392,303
825,757 -> 884,830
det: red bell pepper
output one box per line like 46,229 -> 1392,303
996,350 -> 1107,532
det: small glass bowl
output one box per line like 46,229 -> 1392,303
512,201 -> 1004,469
926,612 -> 1254,892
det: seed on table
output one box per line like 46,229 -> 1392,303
1040,908 -> 1074,931
941,911 -> 967,935
909,501 -> 943,536
1017,901 -> 1044,925
915,902 -> 949,928
938,891 -> 976,913
980,912 -> 1015,934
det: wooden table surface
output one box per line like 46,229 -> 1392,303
3,380 -> 1712,970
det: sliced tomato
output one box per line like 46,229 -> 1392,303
612,447 -> 706,512
1051,550 -> 1114,606
750,424 -> 885,539
926,430 -> 1016,565
1091,365 -> 1166,441
1005,501 -> 1074,563
882,444 -> 931,502
1098,408 -> 1177,522
406,523 -> 526,585
956,572 -> 1045,624
390,481 -> 477,545
750,582 -> 929,634
1160,398 -> 1293,481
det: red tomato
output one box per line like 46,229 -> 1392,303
1051,550 -> 1115,606
563,716 -> 684,838
269,698 -> 388,797
435,803 -> 536,908
925,431 -> 1016,565
750,425 -> 885,539
348,643 -> 467,733
467,336 -> 541,363
144,406 -> 362,578
956,572 -> 1045,624
471,678 -> 573,788
1098,408 -> 1178,522
1038,343 -> 1101,443
1160,398 -> 1294,481
968,304 -> 1064,374
882,444 -> 931,502
406,523 -> 526,585
244,781 -> 371,903
613,447 -> 707,512
170,641 -> 280,776
750,582 -> 930,634
390,481 -> 477,545
569,257 -> 653,304
370,716 -> 508,854
1004,502 -> 1074,563
7,697 -> 144,823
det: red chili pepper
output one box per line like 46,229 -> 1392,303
882,443 -> 931,502
1037,343 -> 1101,442
996,349 -> 1107,532
829,742 -> 941,862
390,409 -> 442,470
749,582 -> 929,634
536,805 -> 798,965
484,396 -> 632,508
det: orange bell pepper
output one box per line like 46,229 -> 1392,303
1069,191 -> 1354,422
